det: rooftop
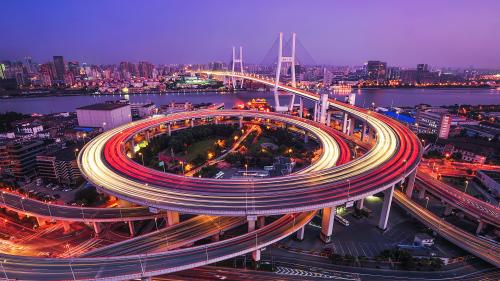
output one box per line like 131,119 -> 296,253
77,103 -> 129,111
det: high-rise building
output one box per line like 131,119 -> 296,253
0,64 -> 5,79
138,61 -> 154,78
53,56 -> 66,83
366,61 -> 387,83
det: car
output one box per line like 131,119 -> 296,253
63,189 -> 71,192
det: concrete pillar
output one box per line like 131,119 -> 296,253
296,226 -> 305,241
93,222 -> 103,236
239,116 -> 243,129
405,170 -> 417,198
342,113 -> 349,134
304,133 -> 308,143
361,122 -> 368,142
214,118 -> 219,125
319,93 -> 329,124
247,216 -> 260,262
299,97 -> 303,118
348,118 -> 355,136
257,216 -> 265,229
247,217 -> 256,232
326,112 -> 332,127
36,217 -> 46,227
378,185 -> 394,230
62,221 -> 71,233
190,119 -> 194,128
418,187 -> 426,200
313,102 -> 319,122
443,204 -> 453,216
128,221 -> 136,237
320,207 -> 336,243
145,131 -> 150,142
211,233 -> 220,242
167,124 -> 171,136
476,220 -> 485,234
252,248 -> 261,262
355,198 -> 364,210
167,211 -> 180,226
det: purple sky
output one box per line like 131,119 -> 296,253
1,0 -> 499,68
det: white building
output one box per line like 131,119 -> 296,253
76,103 -> 131,131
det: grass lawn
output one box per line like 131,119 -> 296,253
184,138 -> 218,162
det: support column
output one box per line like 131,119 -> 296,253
304,133 -> 308,143
167,211 -> 180,226
319,93 -> 329,124
36,217 -> 47,227
355,198 -> 364,210
443,204 -> 453,216
257,216 -> 266,229
418,187 -> 426,200
62,221 -> 71,233
211,233 -> 220,242
320,207 -> 336,243
167,124 -> 171,136
92,222 -> 103,236
361,122 -> 368,142
296,226 -> 305,241
405,170 -> 417,198
326,111 -> 332,127
378,185 -> 394,230
247,216 -> 260,262
348,118 -> 355,136
313,102 -> 319,122
128,221 -> 136,237
190,119 -> 194,128
342,113 -> 349,134
299,97 -> 303,118
145,131 -> 151,142
214,118 -> 219,125
239,116 -> 243,129
476,220 -> 485,234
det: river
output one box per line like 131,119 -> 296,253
1,88 -> 499,114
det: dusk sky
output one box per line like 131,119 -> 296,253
1,0 -> 499,68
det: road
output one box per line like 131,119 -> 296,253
394,190 -> 500,267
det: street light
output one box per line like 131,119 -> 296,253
425,196 -> 430,209
179,161 -> 185,174
347,179 -> 351,199
74,148 -> 79,159
138,152 -> 144,166
464,180 -> 469,194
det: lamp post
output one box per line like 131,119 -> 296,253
138,152 -> 144,166
180,161 -> 185,174
425,196 -> 430,209
74,148 -> 79,159
347,179 -> 351,199
464,180 -> 469,194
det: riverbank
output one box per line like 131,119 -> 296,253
0,87 -> 243,99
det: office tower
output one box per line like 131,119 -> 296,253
53,56 -> 66,83
366,61 -> 387,83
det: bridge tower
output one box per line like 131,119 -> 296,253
274,32 -> 297,112
232,46 -> 244,89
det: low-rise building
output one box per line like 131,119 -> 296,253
36,145 -> 82,186
0,140 -> 46,181
476,170 -> 500,197
76,102 -> 132,130
416,106 -> 451,139
130,102 -> 157,118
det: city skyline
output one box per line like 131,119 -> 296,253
1,0 -> 500,68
